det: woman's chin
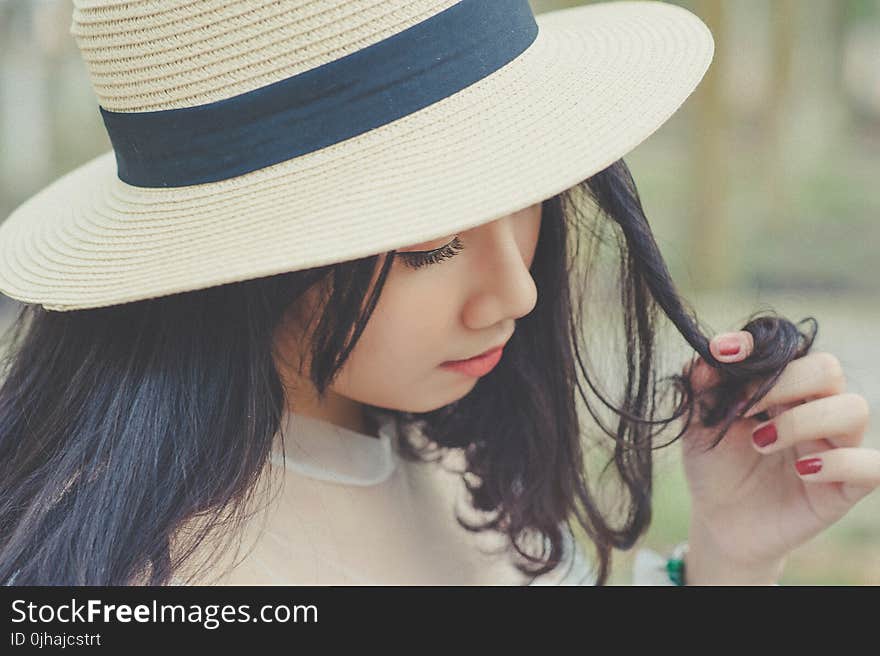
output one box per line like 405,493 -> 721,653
386,381 -> 478,414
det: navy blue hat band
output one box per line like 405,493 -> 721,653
99,0 -> 539,189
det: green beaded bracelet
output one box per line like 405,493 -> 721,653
666,542 -> 689,586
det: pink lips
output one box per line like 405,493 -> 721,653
440,346 -> 504,377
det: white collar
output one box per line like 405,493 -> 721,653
269,410 -> 400,486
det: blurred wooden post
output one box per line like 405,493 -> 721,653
0,4 -> 52,211
764,0 -> 797,233
765,1 -> 848,234
690,0 -> 730,291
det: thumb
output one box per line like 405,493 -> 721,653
685,354 -> 719,395
709,331 -> 754,363
685,331 -> 754,394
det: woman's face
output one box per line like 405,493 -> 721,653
277,202 -> 542,426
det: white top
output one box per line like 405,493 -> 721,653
173,410 -> 673,586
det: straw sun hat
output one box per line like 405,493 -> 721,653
0,0 -> 714,312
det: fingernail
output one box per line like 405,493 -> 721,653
795,457 -> 822,476
716,335 -> 741,357
752,423 -> 777,448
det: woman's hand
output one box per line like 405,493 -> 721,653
680,331 -> 879,583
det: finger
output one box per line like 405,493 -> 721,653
794,447 -> 880,490
743,352 -> 847,419
750,393 -> 871,453
710,331 -> 754,363
685,332 -> 755,393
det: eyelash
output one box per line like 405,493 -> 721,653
397,236 -> 465,270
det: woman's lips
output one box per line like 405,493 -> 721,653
440,346 -> 504,377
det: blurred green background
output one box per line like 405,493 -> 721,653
0,0 -> 878,584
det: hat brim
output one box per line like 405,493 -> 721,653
0,0 -> 713,311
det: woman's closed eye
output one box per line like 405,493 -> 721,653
397,236 -> 465,270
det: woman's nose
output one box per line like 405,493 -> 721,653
461,221 -> 538,329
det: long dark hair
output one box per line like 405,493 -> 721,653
0,158 -> 815,586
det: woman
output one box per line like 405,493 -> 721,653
0,0 -> 876,586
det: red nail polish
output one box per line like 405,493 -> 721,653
752,423 -> 777,447
795,458 -> 822,475
718,341 -> 740,356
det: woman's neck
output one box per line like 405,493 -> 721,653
285,384 -> 376,438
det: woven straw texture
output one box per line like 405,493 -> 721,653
0,0 -> 714,311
